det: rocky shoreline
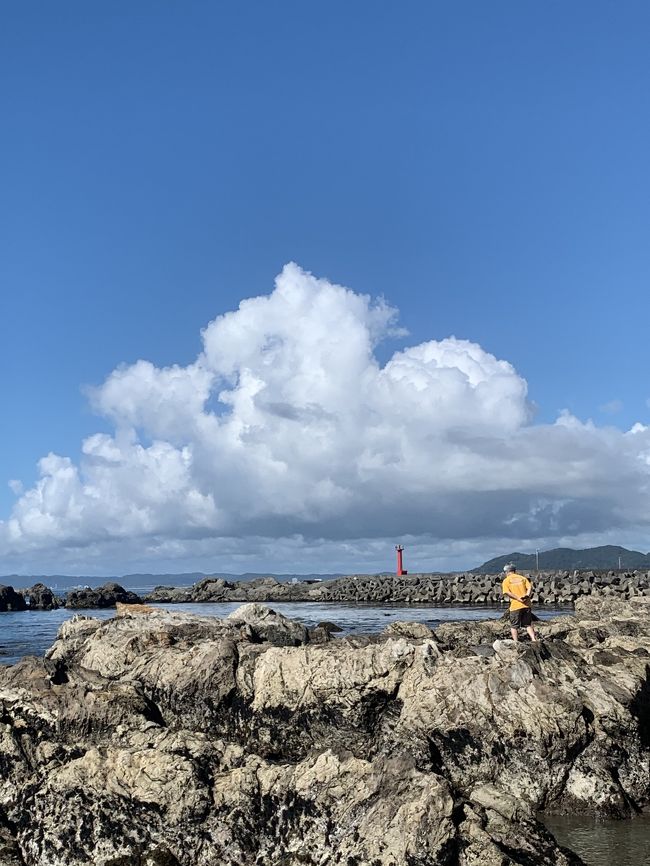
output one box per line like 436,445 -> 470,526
0,595 -> 648,863
1,569 -> 650,612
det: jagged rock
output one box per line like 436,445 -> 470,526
4,599 -> 650,863
381,620 -> 436,640
65,582 -> 142,609
21,582 -> 60,610
470,644 -> 496,658
306,620 -> 342,644
315,620 -> 343,632
146,585 -> 192,602
226,602 -> 308,645
0,822 -> 24,866
187,576 -> 234,601
0,586 -> 26,612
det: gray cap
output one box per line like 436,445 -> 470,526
503,562 -> 516,573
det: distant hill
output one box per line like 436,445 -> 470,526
475,545 -> 650,573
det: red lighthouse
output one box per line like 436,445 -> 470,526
395,545 -> 407,576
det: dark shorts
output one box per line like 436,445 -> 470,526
510,607 -> 532,628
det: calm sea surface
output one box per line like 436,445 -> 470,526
544,813 -> 650,866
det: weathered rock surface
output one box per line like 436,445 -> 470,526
2,598 -> 650,863
65,581 -> 142,609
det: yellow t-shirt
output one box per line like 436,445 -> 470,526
502,574 -> 532,610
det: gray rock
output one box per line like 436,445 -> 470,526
315,619 -> 343,632
65,582 -> 142,609
471,644 -> 496,658
381,620 -> 436,640
0,585 -> 26,612
21,582 -> 60,610
226,602 -> 308,645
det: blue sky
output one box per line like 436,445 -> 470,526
2,2 -> 650,574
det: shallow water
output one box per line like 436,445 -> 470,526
544,813 -> 650,866
0,601 -> 569,665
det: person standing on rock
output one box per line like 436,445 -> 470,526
502,563 -> 538,642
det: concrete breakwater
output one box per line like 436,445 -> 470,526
143,569 -> 650,607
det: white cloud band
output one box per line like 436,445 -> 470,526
3,263 -> 650,570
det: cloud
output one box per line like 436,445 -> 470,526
2,263 -> 650,572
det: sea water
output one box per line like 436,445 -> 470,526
0,600 -> 569,665
544,813 -> 650,866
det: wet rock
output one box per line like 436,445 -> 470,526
21,582 -> 60,610
307,620 -> 342,644
0,585 -> 27,612
315,620 -> 343,632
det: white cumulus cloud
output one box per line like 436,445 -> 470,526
2,263 -> 650,572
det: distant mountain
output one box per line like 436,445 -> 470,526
475,545 -> 650,573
